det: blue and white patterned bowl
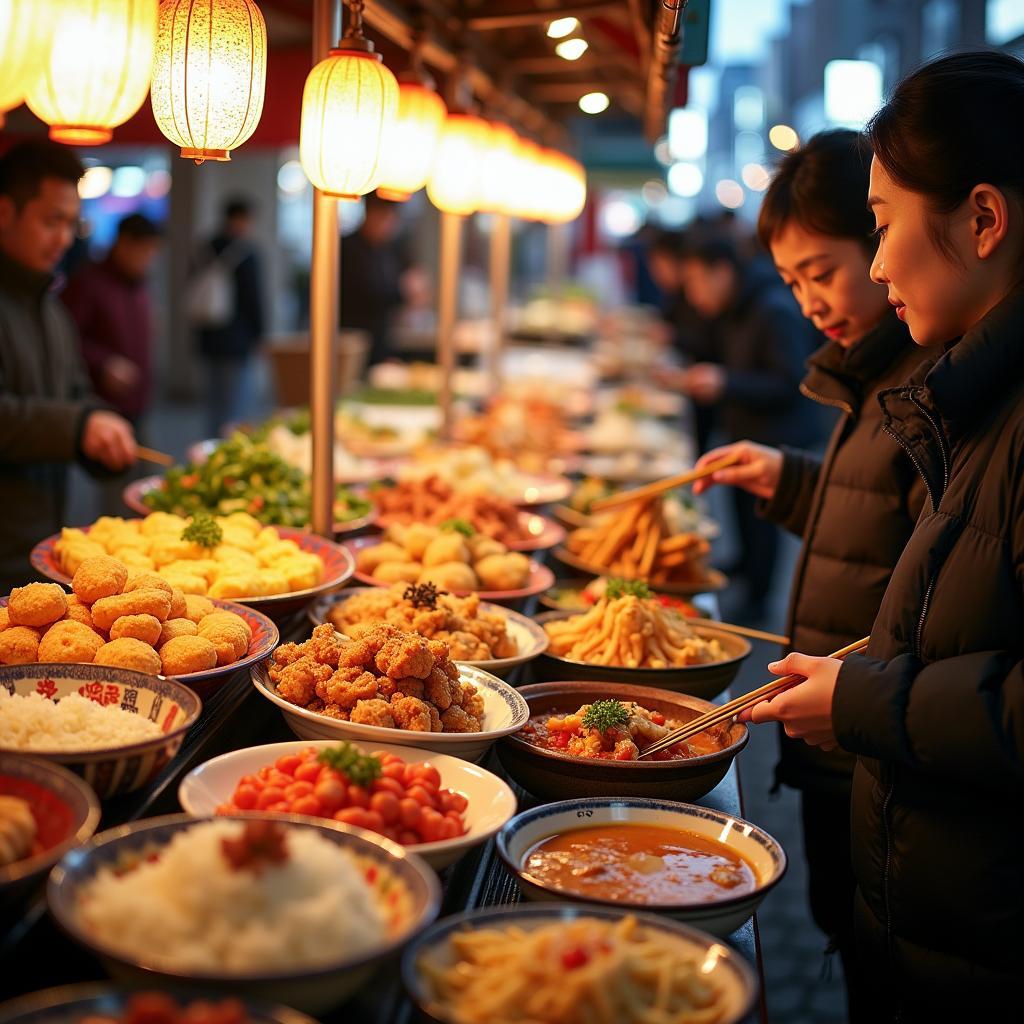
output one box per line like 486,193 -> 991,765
402,903 -> 758,1024
47,813 -> 441,1014
252,661 -> 529,764
0,754 -> 100,911
0,664 -> 201,799
495,797 -> 787,937
0,984 -> 318,1024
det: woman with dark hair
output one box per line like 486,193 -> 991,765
734,51 -> 1024,1019
692,129 -> 928,1015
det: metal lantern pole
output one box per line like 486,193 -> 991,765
309,0 -> 341,538
488,212 -> 511,397
437,209 -> 463,440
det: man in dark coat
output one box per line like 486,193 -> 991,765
0,140 -> 136,590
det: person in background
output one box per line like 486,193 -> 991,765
194,196 -> 265,437
692,130 -> 929,1017
0,140 -> 135,590
62,213 -> 162,430
736,52 -> 1024,1019
670,229 -> 822,620
340,192 -> 426,368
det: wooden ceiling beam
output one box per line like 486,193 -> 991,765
466,1 -> 620,31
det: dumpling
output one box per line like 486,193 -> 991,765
417,562 -> 478,592
475,552 -> 531,591
422,534 -> 470,567
374,560 -> 422,585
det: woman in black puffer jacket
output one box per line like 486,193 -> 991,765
741,52 -> 1024,1022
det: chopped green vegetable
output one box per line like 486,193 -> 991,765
605,578 -> 651,600
440,518 -> 475,537
181,514 -> 223,549
317,743 -> 383,788
581,699 -> 631,733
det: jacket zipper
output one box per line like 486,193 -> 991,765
798,380 -> 853,415
910,396 -> 950,492
880,766 -> 897,1020
882,424 -> 937,512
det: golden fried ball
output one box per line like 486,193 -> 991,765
71,555 -> 128,605
62,595 -> 95,630
168,588 -> 187,620
0,626 -> 40,664
91,589 -> 172,632
37,620 -> 105,664
159,635 -> 218,676
123,572 -> 173,597
8,583 -> 68,628
0,607 -> 8,631
94,637 -> 162,675
197,616 -> 248,665
202,609 -> 252,642
109,614 -> 163,646
159,617 -> 198,645
183,594 -> 215,624
417,562 -> 478,592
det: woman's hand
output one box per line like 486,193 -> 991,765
692,441 -> 783,499
737,653 -> 843,750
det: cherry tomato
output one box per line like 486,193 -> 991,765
414,765 -> 441,789
267,770 -> 292,789
267,801 -> 290,813
382,761 -> 405,780
275,754 -> 302,776
256,786 -> 285,809
373,776 -> 405,798
407,785 -> 434,808
294,761 -> 322,784
419,809 -> 444,843
447,791 -> 468,813
348,784 -> 371,809
233,784 -> 259,810
371,791 -> 401,825
398,829 -> 420,845
291,795 -> 322,817
439,817 -> 460,840
398,798 -> 421,829
284,780 -> 314,801
314,778 -> 346,814
361,809 -> 385,833
334,807 -> 370,828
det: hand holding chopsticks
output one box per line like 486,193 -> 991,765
135,445 -> 175,467
638,636 -> 870,759
589,451 -> 743,513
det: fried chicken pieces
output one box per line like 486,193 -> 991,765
0,561 -> 252,678
269,623 -> 484,733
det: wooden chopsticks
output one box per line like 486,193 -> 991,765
136,445 -> 175,467
637,635 -> 870,759
589,451 -> 742,513
704,620 -> 791,646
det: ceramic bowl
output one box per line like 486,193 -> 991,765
0,984 -> 318,1024
495,797 -> 786,936
533,610 -> 750,701
252,661 -> 529,764
0,664 -> 201,798
178,739 -> 517,871
402,903 -> 757,1024
497,680 -> 747,802
0,754 -> 101,912
47,813 -> 441,1014
306,589 -> 548,678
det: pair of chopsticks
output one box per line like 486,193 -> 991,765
589,451 -> 742,513
136,445 -> 175,466
637,635 -> 870,759
706,620 -> 790,646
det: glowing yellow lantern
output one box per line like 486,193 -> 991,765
477,121 -> 521,216
510,138 -> 546,221
25,0 -> 156,145
375,78 -> 447,201
0,3 -> 49,127
427,113 -> 491,216
547,152 -> 587,224
151,0 -> 267,164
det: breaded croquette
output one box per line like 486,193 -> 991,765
159,617 -> 198,645
159,634 -> 218,676
123,572 -> 173,597
91,589 -> 172,632
93,637 -> 162,675
0,626 -> 41,664
63,595 -> 95,629
197,614 -> 249,665
71,555 -> 128,604
37,620 -> 105,664
7,583 -> 67,628
109,614 -> 163,646
183,594 -> 215,624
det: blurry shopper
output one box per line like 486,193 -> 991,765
62,213 -> 162,429
188,197 -> 265,436
733,52 -> 1024,1020
692,130 -> 928,1017
340,193 -> 425,368
0,140 -> 135,589
672,229 -> 821,618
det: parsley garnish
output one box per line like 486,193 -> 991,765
181,514 -> 223,549
605,578 -> 651,600
439,518 -> 475,537
581,699 -> 631,733
317,743 -> 382,787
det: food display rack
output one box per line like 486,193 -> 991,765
0,608 -> 768,1023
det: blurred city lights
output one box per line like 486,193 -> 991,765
824,59 -> 883,128
579,91 -> 609,114
769,124 -> 799,151
547,17 -> 579,38
715,178 -> 744,209
555,38 -> 588,60
668,162 -> 704,198
741,162 -> 770,191
78,165 -> 112,199
668,108 -> 708,161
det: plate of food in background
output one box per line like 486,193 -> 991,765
539,576 -> 705,615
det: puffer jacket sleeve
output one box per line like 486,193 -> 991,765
833,649 -> 1024,785
758,446 -> 822,537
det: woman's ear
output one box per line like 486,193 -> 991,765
968,183 -> 1011,261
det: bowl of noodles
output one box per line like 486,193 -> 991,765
402,903 -> 757,1024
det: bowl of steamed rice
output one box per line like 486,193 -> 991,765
47,814 -> 440,1014
0,664 -> 201,798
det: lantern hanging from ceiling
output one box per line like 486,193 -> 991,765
426,112 -> 491,216
25,0 -> 157,145
547,151 -> 588,224
375,74 -> 447,202
151,0 -> 268,164
299,1 -> 398,200
477,121 -> 521,216
508,137 -> 545,221
0,2 -> 50,127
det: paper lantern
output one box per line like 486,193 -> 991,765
0,2 -> 49,126
151,0 -> 267,164
300,49 -> 398,199
426,113 -> 491,216
25,0 -> 156,145
477,121 -> 521,216
548,152 -> 587,224
509,138 -> 545,220
375,79 -> 447,201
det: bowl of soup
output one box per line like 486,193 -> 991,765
497,681 -> 747,802
496,798 -> 786,937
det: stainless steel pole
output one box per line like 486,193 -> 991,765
309,0 -> 341,538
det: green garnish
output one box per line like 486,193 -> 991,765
581,699 -> 631,733
605,578 -> 651,600
317,743 -> 383,788
181,514 -> 223,549
439,518 -> 475,537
